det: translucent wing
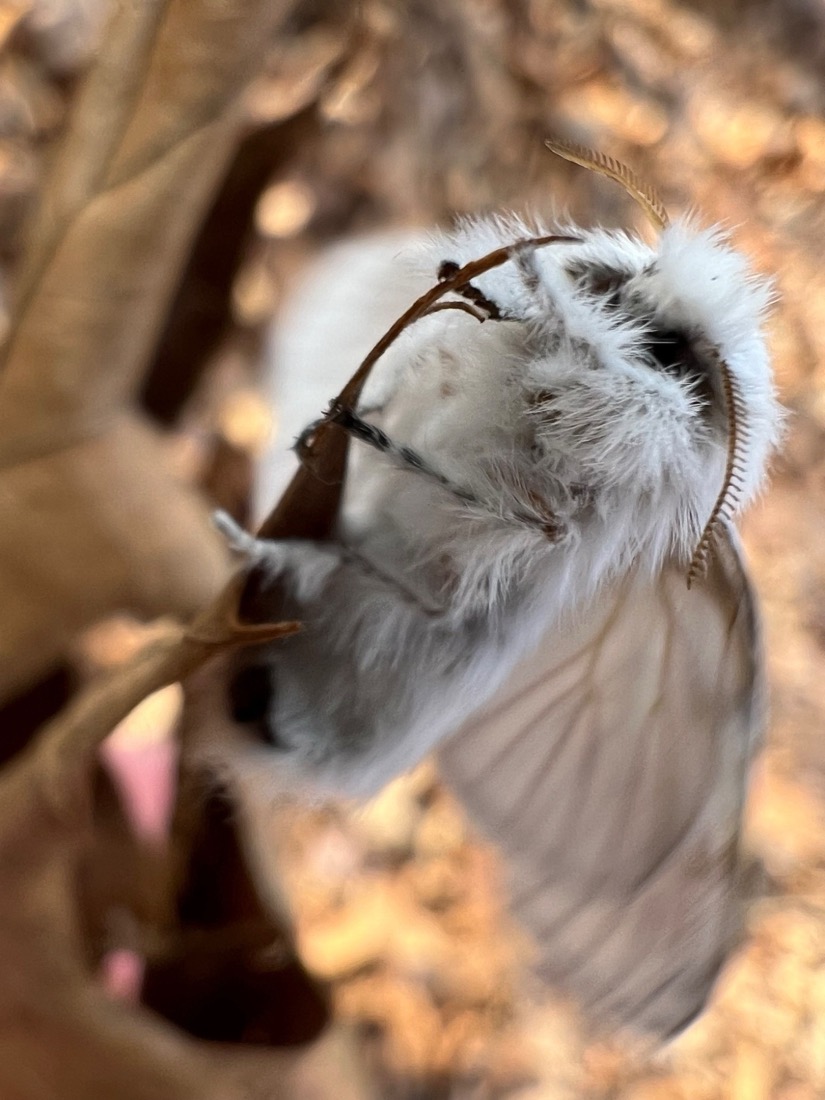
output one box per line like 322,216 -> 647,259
438,526 -> 764,1038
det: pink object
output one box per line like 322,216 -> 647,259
99,737 -> 178,845
96,722 -> 179,1001
100,948 -> 145,1002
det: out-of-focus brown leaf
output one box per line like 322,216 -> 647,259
0,0 -> 307,704
140,108 -> 321,425
0,417 -> 229,703
0,1 -> 382,1092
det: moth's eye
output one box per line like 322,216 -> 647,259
644,328 -> 692,373
643,328 -> 706,383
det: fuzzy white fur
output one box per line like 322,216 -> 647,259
231,216 -> 780,796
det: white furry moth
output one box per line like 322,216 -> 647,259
215,143 -> 782,1039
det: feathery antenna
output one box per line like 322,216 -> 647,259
546,138 -> 670,232
687,356 -> 750,587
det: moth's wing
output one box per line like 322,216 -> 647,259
438,525 -> 764,1038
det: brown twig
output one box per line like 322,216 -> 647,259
20,572 -> 299,827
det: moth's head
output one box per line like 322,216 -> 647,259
537,141 -> 782,581
561,219 -> 778,489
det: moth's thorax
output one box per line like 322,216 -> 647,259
340,216 -> 779,621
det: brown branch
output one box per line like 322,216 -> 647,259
19,572 -> 299,828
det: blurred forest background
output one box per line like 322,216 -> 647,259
1,0 -> 825,1097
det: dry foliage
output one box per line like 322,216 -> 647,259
0,0 -> 375,1096
3,0 -> 825,1097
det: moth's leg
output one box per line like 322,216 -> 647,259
296,404 -> 479,511
322,406 -> 563,542
511,244 -> 543,295
513,245 -> 599,366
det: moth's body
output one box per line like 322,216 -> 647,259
238,216 -> 778,797
206,193 -> 781,1037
